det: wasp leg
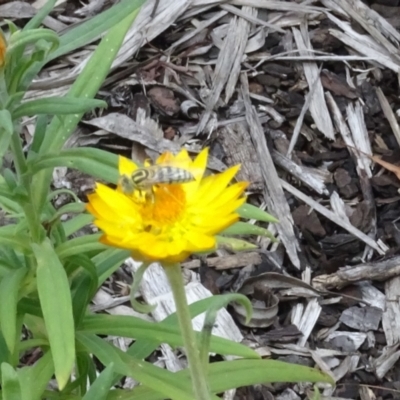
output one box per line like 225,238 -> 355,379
120,175 -> 134,194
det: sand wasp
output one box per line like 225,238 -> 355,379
120,165 -> 195,197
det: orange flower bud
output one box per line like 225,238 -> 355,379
0,32 -> 6,67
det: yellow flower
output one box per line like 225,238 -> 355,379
0,32 -> 6,68
86,148 -> 248,263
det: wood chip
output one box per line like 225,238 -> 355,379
241,73 -> 301,268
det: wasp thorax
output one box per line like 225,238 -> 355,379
125,166 -> 195,191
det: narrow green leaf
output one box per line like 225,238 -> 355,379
0,110 -> 13,135
221,221 -> 277,241
82,363 -> 114,400
199,293 -> 252,369
56,234 -> 109,259
77,333 -> 216,400
29,148 -> 118,184
80,314 -> 258,359
24,0 -> 58,31
128,295 -> 258,360
107,359 -> 333,400
63,214 -> 94,237
237,203 -> 279,223
0,183 -> 24,214
7,29 -> 59,59
18,351 -> 54,400
0,267 -> 27,352
13,98 -> 106,119
0,225 -> 31,253
33,238 -> 75,389
47,0 -> 146,61
28,115 -> 48,160
0,110 -> 13,159
208,359 -> 335,390
70,255 -> 98,326
93,249 -> 130,287
50,202 -> 86,217
75,354 -> 89,395
0,244 -> 24,271
1,363 -> 22,400
308,385 -> 321,400
0,333 -> 10,371
17,338 -> 48,353
32,8 -> 143,213
216,235 -> 257,251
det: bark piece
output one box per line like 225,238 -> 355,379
339,306 -> 382,332
241,74 -> 301,268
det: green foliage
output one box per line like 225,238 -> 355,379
0,0 -> 332,399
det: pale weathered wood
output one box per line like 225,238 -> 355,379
241,73 -> 301,269
292,26 -> 335,139
313,256 -> 400,290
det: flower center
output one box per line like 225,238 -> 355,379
138,184 -> 186,232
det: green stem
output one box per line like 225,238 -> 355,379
10,133 -> 43,242
164,263 -> 211,400
10,132 -> 27,177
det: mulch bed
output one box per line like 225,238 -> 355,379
3,0 -> 400,398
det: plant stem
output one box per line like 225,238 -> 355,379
10,132 -> 27,177
10,133 -> 43,242
164,263 -> 211,400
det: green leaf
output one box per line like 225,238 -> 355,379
0,110 -> 13,159
82,363 -> 114,400
47,0 -> 146,61
0,267 -> 27,352
1,363 -> 22,400
76,352 -> 97,394
0,225 -> 31,253
70,255 -> 98,327
308,385 -> 321,400
56,234 -> 109,259
237,203 -> 278,223
127,295 -> 258,360
12,98 -> 106,119
0,194 -> 22,215
107,359 -> 333,400
63,214 -> 94,237
46,202 -> 86,227
199,293 -> 252,369
24,0 -> 58,31
18,351 -> 54,400
29,148 -> 118,183
7,28 -> 59,60
221,221 -> 277,242
77,333 -> 215,400
32,8 -> 143,213
216,235 -> 257,251
33,238 -> 75,389
0,110 -> 13,136
17,338 -> 48,353
0,332 -> 10,366
28,115 -> 48,160
80,314 -> 258,359
210,359 -> 334,390
92,249 -> 130,287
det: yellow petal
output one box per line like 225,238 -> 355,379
196,165 -> 240,205
186,231 -> 216,251
95,183 -> 141,221
119,156 -> 138,176
204,182 -> 247,210
191,148 -> 207,179
206,214 -> 240,235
